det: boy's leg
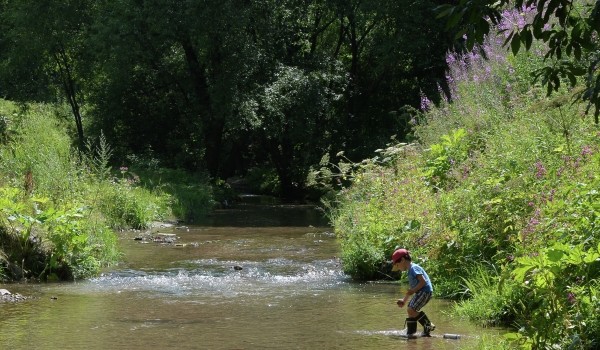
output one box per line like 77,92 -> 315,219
408,292 -> 434,335
404,317 -> 418,337
416,311 -> 436,336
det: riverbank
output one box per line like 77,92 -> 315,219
0,100 -> 214,283
327,12 -> 600,349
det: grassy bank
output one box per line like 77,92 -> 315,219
0,101 -> 214,281
327,8 -> 600,350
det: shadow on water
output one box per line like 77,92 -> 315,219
0,196 -> 505,350
198,194 -> 330,227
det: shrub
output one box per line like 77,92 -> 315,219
127,166 -> 214,223
328,145 -> 439,280
86,167 -> 171,230
0,186 -> 120,280
453,264 -> 523,327
0,101 -> 193,280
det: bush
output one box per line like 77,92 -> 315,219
0,186 -> 120,280
453,265 -> 523,327
328,145 -> 439,280
127,166 -> 215,223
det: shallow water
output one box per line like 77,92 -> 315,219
0,199 -> 503,349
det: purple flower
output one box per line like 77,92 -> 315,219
581,145 -> 593,157
420,92 -> 432,112
522,208 -> 541,240
567,292 -> 576,305
446,53 -> 456,65
534,160 -> 546,179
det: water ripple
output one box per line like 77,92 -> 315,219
88,258 -> 347,298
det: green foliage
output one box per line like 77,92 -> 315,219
0,186 -> 119,280
330,8 -> 600,348
328,145 -> 438,280
453,265 -> 523,327
438,0 -> 600,122
38,204 -> 119,280
168,183 -> 213,224
0,101 -> 207,281
126,167 -> 214,224
506,243 -> 600,349
339,236 -> 385,281
2,0 -> 455,191
83,131 -> 113,181
0,104 -> 79,201
0,187 -> 46,277
94,179 -> 169,230
245,166 -> 281,196
423,128 -> 469,189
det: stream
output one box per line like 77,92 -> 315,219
0,196 -> 503,349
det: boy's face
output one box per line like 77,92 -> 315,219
393,257 -> 410,271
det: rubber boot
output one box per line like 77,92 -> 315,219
404,317 -> 418,338
417,311 -> 436,336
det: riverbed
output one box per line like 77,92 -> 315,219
0,197 -> 503,349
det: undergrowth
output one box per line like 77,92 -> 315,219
326,6 -> 600,350
0,100 -> 213,281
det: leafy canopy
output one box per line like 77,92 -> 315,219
437,0 -> 600,122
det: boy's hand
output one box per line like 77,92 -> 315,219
396,299 -> 405,308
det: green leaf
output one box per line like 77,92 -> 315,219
574,44 -> 582,60
511,33 -> 521,55
435,5 -> 454,19
584,252 -> 600,264
568,72 -> 577,87
503,332 -> 522,341
546,249 -> 564,262
513,265 -> 534,283
447,11 -> 464,29
503,31 -> 515,47
545,0 -> 560,22
524,28 -> 533,50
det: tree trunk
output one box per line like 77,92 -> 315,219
54,47 -> 84,151
179,33 -> 224,177
265,127 -> 302,199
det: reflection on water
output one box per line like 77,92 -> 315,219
0,199 -> 503,349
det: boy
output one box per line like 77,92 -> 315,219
391,248 -> 435,337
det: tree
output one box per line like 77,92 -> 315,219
86,0 -> 264,175
437,0 -> 600,123
323,0 -> 453,159
233,0 -> 347,197
0,0 -> 93,150
0,0 -> 456,199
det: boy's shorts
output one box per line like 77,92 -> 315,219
408,291 -> 432,311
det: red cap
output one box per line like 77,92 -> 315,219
391,248 -> 409,264
391,248 -> 409,271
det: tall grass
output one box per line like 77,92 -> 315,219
126,166 -> 216,223
0,101 -> 201,281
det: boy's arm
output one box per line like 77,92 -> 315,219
397,275 -> 426,307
